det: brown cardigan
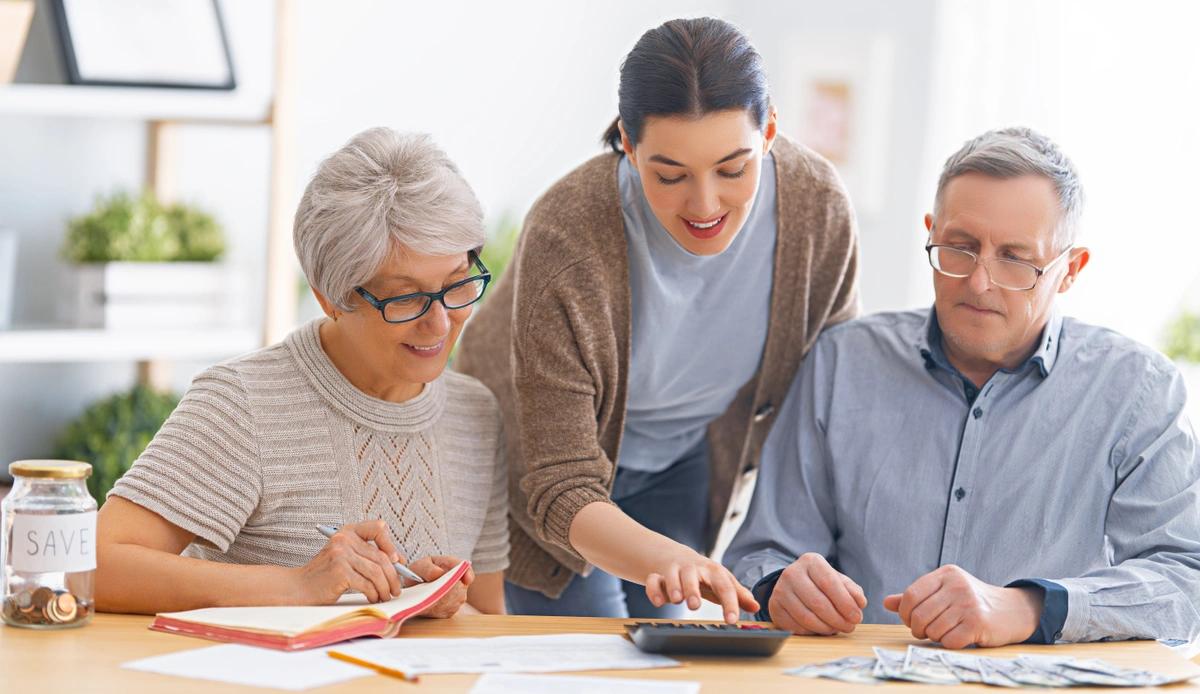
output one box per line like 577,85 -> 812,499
455,136 -> 860,598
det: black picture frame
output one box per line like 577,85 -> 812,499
51,0 -> 236,90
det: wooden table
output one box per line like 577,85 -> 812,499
2,614 -> 1198,692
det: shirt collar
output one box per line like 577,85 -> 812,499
917,306 -> 1063,379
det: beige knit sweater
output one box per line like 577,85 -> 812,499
111,318 -> 509,574
455,135 -> 860,598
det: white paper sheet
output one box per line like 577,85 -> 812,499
469,673 -> 701,694
330,633 -> 679,675
122,643 -> 373,691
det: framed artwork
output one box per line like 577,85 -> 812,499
779,33 -> 895,216
52,0 -> 235,89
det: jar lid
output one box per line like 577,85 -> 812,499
8,460 -> 92,479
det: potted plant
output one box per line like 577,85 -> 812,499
61,190 -> 230,329
1162,310 -> 1200,424
477,214 -> 521,297
53,385 -> 180,506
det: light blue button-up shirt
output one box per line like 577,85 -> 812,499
725,307 -> 1200,643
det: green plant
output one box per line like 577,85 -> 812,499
53,385 -> 181,505
478,214 -> 521,295
1164,311 -> 1200,363
61,190 -> 225,263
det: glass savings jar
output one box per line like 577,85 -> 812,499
1,460 -> 97,629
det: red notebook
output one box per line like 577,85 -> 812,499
150,561 -> 470,651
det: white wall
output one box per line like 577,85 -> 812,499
290,0 -> 938,316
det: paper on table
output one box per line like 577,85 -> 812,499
330,633 -> 679,675
469,673 -> 700,694
122,642 -> 373,691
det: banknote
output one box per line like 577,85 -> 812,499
902,646 -> 963,685
785,656 -> 880,685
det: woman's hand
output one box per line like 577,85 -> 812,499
290,520 -> 404,604
410,556 -> 475,618
644,547 -> 759,623
568,502 -> 759,624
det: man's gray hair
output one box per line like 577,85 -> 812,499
934,127 -> 1084,250
294,128 -> 485,311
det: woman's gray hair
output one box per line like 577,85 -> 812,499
294,128 -> 485,311
934,127 -> 1084,250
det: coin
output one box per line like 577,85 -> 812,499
32,587 -> 52,610
46,591 -> 77,624
55,592 -> 77,616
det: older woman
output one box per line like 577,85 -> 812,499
94,128 -> 507,616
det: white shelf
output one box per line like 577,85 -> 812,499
0,84 -> 270,123
0,327 -> 260,363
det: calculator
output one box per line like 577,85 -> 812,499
624,621 -> 791,657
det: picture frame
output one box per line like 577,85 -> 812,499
51,0 -> 236,90
777,33 -> 895,217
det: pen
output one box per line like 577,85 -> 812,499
315,524 -> 426,585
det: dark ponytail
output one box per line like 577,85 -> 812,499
602,18 -> 770,153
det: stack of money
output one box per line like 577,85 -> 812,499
786,645 -> 1191,687
2,587 -> 91,628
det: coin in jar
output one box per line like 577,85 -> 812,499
47,591 -> 78,623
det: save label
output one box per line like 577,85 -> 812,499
10,511 -> 97,573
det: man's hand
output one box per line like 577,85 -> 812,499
883,565 -> 1043,649
768,553 -> 867,635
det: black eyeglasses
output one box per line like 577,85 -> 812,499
355,252 -> 491,324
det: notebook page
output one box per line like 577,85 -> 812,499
155,561 -> 466,636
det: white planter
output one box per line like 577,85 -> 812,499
68,262 -> 232,330
0,229 -> 15,329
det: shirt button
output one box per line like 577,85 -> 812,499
955,487 -> 966,501
753,403 -> 775,423
972,407 -> 983,419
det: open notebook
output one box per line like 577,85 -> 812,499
150,560 -> 470,651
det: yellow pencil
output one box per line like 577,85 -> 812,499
328,650 -> 419,683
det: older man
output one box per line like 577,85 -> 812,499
724,127 -> 1200,648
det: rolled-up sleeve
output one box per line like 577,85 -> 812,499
1054,363 -> 1200,643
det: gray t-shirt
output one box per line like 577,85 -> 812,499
618,154 -> 777,472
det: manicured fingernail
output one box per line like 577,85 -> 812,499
671,591 -> 682,602
726,612 -> 738,623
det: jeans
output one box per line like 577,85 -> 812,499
505,440 -> 710,618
